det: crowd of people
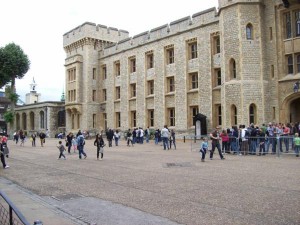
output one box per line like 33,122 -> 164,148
1,121 -> 300,169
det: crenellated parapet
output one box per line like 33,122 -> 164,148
100,7 -> 218,58
218,0 -> 263,10
63,22 -> 129,50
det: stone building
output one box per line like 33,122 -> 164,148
63,0 -> 300,135
12,79 -> 65,138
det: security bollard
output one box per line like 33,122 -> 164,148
184,136 -> 185,143
34,220 -> 43,225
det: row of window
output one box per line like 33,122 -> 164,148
94,103 -> 260,130
284,10 -> 300,39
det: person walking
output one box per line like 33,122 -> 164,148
209,126 -> 225,160
200,137 -> 208,162
39,131 -> 46,147
57,140 -> 66,160
0,136 -> 9,169
294,133 -> 300,157
126,129 -> 134,147
31,133 -> 36,147
114,130 -> 120,146
77,131 -> 87,159
161,125 -> 170,150
94,134 -> 105,160
66,132 -> 73,154
169,129 -> 176,150
72,136 -> 77,153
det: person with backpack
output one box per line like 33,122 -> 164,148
76,131 -> 87,159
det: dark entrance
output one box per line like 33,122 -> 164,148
193,113 -> 207,136
290,98 -> 300,122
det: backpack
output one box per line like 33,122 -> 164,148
78,136 -> 85,146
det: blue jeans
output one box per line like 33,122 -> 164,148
295,145 -> 300,156
115,137 -> 119,146
146,134 -> 149,143
162,137 -> 169,150
155,137 -> 158,145
77,145 -> 87,159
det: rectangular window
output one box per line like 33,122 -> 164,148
102,65 -> 107,79
168,108 -> 175,127
218,105 -> 222,126
213,36 -> 220,54
214,69 -> 221,87
130,83 -> 136,97
92,90 -> 96,101
131,111 -> 136,127
167,77 -> 175,93
269,27 -> 273,41
115,86 -> 121,100
103,113 -> 107,130
189,72 -> 198,89
92,114 -> 96,128
115,112 -> 121,128
272,107 -> 276,120
103,89 -> 107,101
188,41 -> 198,59
297,55 -> 300,73
148,109 -> 154,127
285,12 -> 292,39
271,65 -> 274,78
190,106 -> 199,127
166,47 -> 174,64
148,80 -> 154,95
93,68 -> 96,80
295,11 -> 300,37
115,61 -> 121,76
129,57 -> 136,73
287,55 -> 294,74
146,52 -> 154,69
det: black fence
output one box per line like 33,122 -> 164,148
0,190 -> 31,225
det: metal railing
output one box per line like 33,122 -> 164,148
188,135 -> 299,156
0,190 -> 31,225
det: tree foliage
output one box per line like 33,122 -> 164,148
0,43 -> 30,88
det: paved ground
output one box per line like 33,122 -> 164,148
0,138 -> 299,225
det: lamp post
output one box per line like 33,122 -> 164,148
293,80 -> 299,93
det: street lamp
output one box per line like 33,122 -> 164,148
293,80 -> 299,93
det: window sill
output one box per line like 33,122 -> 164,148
146,95 -> 155,99
187,89 -> 198,94
129,97 -> 137,101
114,99 -> 120,103
165,92 -> 175,96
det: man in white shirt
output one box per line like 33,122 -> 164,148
161,125 -> 170,150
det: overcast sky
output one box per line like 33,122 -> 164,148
1,0 -> 218,102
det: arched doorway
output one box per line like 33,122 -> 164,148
290,98 -> 300,122
29,111 -> 35,130
281,93 -> 300,123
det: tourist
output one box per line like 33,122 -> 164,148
209,126 -> 225,160
57,140 -> 66,160
94,134 -> 105,160
199,137 -> 208,162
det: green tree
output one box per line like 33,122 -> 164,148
0,43 -> 30,88
0,43 -> 30,131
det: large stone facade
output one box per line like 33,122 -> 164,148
63,0 -> 300,135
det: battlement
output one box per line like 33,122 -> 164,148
100,7 -> 218,58
63,22 -> 129,47
218,0 -> 262,10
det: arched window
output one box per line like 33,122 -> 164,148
246,24 -> 253,40
249,104 -> 257,124
57,110 -> 65,127
230,58 -> 237,79
40,111 -> 45,129
231,105 -> 237,126
29,112 -> 34,130
22,113 -> 27,130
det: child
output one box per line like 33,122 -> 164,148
294,133 -> 300,157
57,141 -> 66,160
200,137 -> 209,162
72,136 -> 77,153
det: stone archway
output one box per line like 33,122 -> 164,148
281,93 -> 300,123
